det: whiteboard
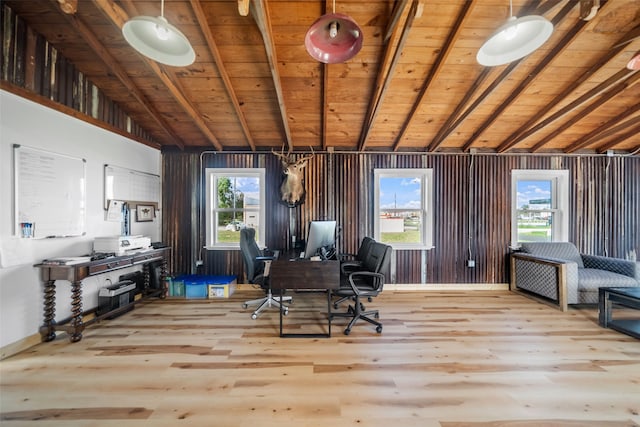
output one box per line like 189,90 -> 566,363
14,145 -> 86,238
104,164 -> 160,209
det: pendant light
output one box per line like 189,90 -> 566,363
476,0 -> 553,67
627,52 -> 640,70
304,0 -> 363,64
122,0 -> 195,67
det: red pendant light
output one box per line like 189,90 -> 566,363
304,1 -> 363,64
627,52 -> 640,70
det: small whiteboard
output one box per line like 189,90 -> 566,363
104,164 -> 160,209
14,145 -> 86,238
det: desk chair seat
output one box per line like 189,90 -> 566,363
240,228 -> 292,319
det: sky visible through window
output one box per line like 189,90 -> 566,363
517,180 -> 552,209
379,176 -> 422,210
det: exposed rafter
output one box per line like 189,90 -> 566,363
250,0 -> 293,153
358,0 -> 415,152
565,103 -> 640,152
190,0 -> 256,151
392,0 -> 476,152
497,23 -> 640,153
461,1 -> 583,152
92,0 -> 223,150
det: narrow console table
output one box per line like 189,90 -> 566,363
36,247 -> 170,343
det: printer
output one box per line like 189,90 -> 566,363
93,235 -> 151,255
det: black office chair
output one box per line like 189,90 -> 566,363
332,241 -> 392,335
334,236 -> 375,308
240,228 -> 292,319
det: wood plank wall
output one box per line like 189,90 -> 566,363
162,150 -> 640,285
0,5 -> 154,144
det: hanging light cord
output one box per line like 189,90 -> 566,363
332,0 -> 336,14
160,0 -> 165,18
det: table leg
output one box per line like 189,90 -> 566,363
598,288 -> 612,328
40,280 -> 57,342
69,280 -> 84,342
327,290 -> 332,337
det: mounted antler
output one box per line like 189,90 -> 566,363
272,146 -> 315,207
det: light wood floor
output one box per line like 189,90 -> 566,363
1,290 -> 639,427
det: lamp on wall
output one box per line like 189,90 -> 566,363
122,0 -> 195,67
304,0 -> 363,64
476,0 -> 553,67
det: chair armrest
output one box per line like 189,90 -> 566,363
510,253 -> 579,311
347,271 -> 385,295
340,260 -> 364,275
255,256 -> 275,261
582,255 -> 640,281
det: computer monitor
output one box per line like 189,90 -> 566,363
303,220 -> 336,259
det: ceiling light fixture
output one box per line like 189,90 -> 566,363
476,0 -> 553,67
627,52 -> 640,70
122,0 -> 195,67
304,0 -> 363,64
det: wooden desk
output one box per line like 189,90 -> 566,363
270,258 -> 339,338
36,247 -> 170,343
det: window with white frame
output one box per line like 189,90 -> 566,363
511,169 -> 569,248
374,169 -> 434,250
205,168 -> 265,249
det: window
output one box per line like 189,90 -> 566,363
511,169 -> 569,248
205,168 -> 265,249
374,169 -> 434,250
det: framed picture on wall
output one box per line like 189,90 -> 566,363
136,204 -> 154,222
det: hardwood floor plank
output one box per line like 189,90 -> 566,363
1,291 -> 638,426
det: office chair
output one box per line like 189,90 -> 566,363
332,241 -> 392,335
240,228 -> 292,319
334,236 -> 375,308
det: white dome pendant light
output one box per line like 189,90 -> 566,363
477,0 -> 553,67
122,0 -> 195,67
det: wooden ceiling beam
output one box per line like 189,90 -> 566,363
251,0 -> 293,153
461,1 -> 582,152
92,0 -> 223,150
565,103 -> 640,153
190,0 -> 256,151
530,72 -> 640,152
54,0 -> 185,149
358,0 -> 415,152
392,0 -> 477,152
497,23 -> 640,153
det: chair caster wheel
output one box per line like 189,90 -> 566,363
242,303 -> 248,309
376,326 -> 382,333
333,303 -> 339,309
283,309 -> 289,316
251,313 -> 258,320
344,329 -> 351,335
374,313 -> 379,319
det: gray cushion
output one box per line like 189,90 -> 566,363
577,269 -> 638,291
520,242 -> 584,268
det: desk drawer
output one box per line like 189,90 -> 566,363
89,258 -> 133,275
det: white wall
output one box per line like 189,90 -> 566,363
0,90 -> 162,349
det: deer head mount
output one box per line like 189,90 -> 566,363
272,146 -> 315,208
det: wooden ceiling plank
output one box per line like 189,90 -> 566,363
497,23 -> 640,153
530,72 -> 640,152
92,0 -> 223,150
461,1 -> 584,152
503,68 -> 636,152
58,1 -> 185,149
596,121 -> 640,153
359,0 -> 416,152
426,68 -> 491,152
190,0 -> 256,151
251,0 -> 293,152
392,0 -> 477,152
564,102 -> 640,153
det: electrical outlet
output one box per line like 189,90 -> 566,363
606,149 -> 614,157
467,260 -> 476,268
195,260 -> 203,267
